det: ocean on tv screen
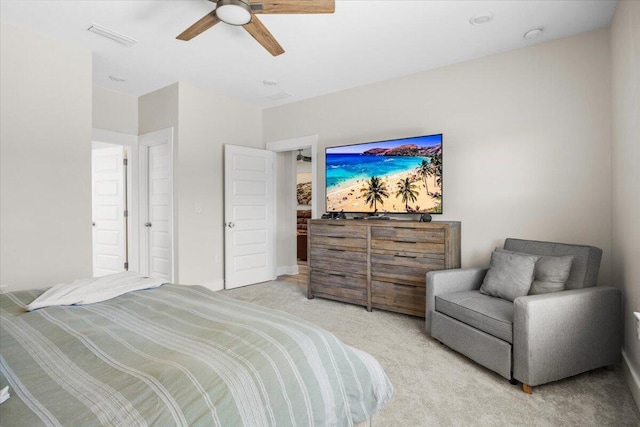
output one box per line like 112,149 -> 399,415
326,135 -> 442,214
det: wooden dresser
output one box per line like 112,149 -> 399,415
307,220 -> 461,317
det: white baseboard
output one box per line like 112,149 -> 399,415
276,265 -> 299,277
622,349 -> 640,411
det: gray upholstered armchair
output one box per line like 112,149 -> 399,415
425,238 -> 622,394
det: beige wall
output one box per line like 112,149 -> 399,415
176,82 -> 263,289
263,29 -> 613,283
610,0 -> 640,406
93,86 -> 138,135
139,83 -> 179,135
0,23 -> 92,292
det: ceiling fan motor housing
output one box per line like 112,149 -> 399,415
216,0 -> 252,26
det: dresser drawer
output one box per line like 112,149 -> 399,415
309,223 -> 366,239
310,247 -> 367,275
371,280 -> 425,317
309,270 -> 367,306
371,253 -> 445,286
311,235 -> 367,251
370,226 -> 444,243
371,239 -> 445,255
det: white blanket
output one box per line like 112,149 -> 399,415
26,271 -> 167,311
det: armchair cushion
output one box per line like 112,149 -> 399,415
504,238 -> 602,289
425,267 -> 488,333
436,290 -> 514,343
497,248 -> 573,295
480,250 -> 540,302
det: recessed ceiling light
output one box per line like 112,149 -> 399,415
87,23 -> 137,47
469,13 -> 493,25
109,75 -> 127,83
524,28 -> 544,40
263,79 -> 278,86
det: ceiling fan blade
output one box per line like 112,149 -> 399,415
251,0 -> 334,14
243,15 -> 285,56
176,12 -> 220,41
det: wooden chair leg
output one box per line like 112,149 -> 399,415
522,384 -> 533,394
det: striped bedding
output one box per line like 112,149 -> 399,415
0,284 -> 393,427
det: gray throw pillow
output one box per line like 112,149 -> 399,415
480,250 -> 540,302
496,248 -> 573,295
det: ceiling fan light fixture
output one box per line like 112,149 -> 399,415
216,0 -> 252,26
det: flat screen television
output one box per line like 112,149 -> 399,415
326,134 -> 442,214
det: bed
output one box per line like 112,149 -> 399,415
0,277 -> 393,426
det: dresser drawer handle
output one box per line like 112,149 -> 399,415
394,240 -> 416,243
328,249 -> 345,252
329,273 -> 346,277
396,254 -> 417,259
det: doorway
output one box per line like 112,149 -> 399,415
266,135 -> 319,277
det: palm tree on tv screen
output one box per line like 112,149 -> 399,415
430,153 -> 442,188
361,176 -> 389,212
396,177 -> 419,211
417,159 -> 431,194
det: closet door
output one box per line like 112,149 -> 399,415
140,128 -> 174,282
92,146 -> 126,277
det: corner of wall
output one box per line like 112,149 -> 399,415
623,350 -> 640,410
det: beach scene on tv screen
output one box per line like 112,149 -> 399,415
326,134 -> 442,214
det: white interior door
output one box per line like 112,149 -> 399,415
92,146 -> 126,277
224,145 -> 276,289
140,129 -> 174,282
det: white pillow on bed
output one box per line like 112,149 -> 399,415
26,271 -> 167,311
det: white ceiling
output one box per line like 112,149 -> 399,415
0,0 -> 617,109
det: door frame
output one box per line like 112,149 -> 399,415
139,127 -> 176,282
92,129 -> 139,274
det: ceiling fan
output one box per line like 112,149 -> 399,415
297,149 -> 311,162
176,0 -> 335,56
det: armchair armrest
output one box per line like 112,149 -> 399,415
513,286 -> 622,387
425,267 -> 488,334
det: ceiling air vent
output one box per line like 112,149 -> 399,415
87,23 -> 137,47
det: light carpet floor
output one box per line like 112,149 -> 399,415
221,280 -> 640,426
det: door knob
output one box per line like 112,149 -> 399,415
145,222 -> 152,227
227,222 -> 235,228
